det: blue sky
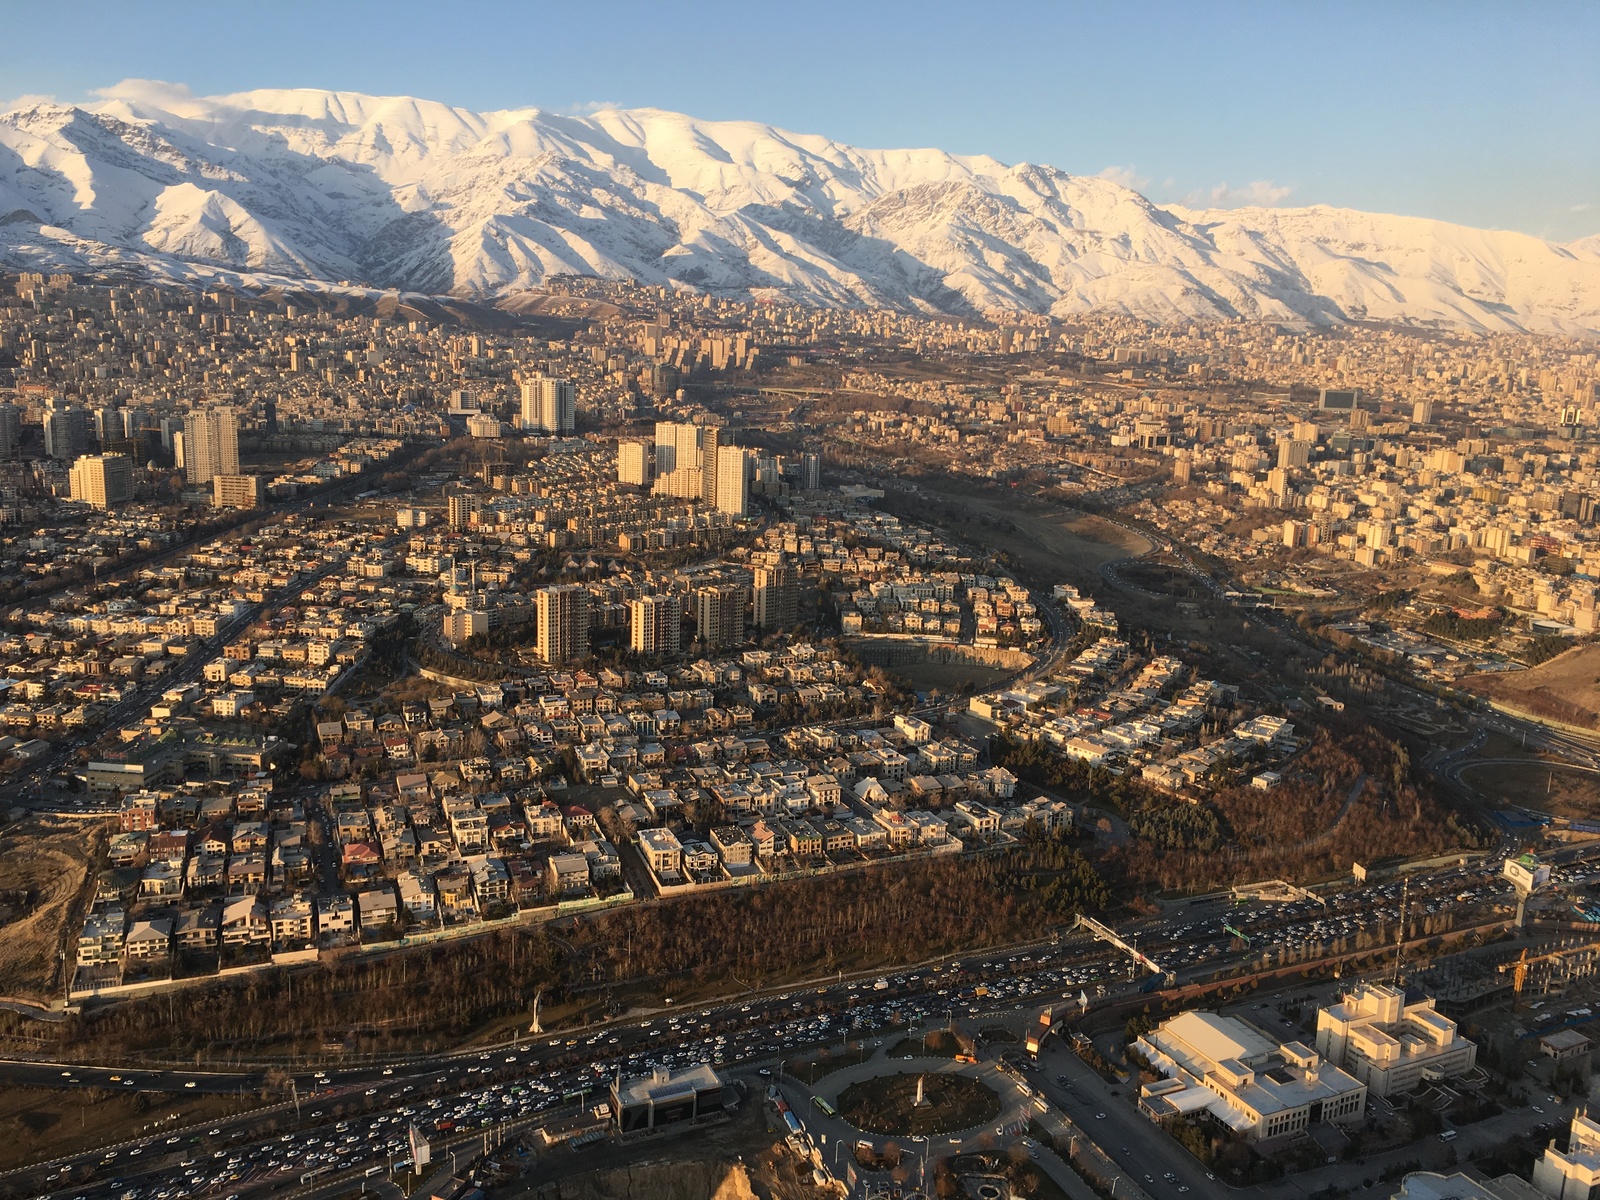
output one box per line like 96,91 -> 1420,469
3,0 -> 1596,240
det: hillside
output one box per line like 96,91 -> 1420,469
1,83 -> 1597,333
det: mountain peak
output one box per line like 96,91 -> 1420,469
0,86 -> 1595,335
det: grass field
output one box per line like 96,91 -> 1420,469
0,821 -> 102,1001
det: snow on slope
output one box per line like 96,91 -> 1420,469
0,83 -> 1597,335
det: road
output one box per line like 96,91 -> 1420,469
4,843 -> 1582,1197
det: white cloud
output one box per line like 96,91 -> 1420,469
1096,164 -> 1150,191
1188,180 -> 1294,208
0,93 -> 57,112
88,79 -> 206,117
1571,203 -> 1592,213
556,100 -> 624,116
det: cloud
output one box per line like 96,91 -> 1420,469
556,100 -> 624,116
1186,180 -> 1294,208
1096,165 -> 1150,191
1572,203 -> 1592,213
0,93 -> 57,112
88,79 -> 205,116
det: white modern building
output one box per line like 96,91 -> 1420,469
1534,1112 -> 1600,1200
1135,1010 -> 1366,1141
1315,983 -> 1477,1097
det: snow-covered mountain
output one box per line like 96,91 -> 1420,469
2,83 -> 1597,335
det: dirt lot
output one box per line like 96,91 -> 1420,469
885,659 -> 1013,695
1463,645 -> 1600,730
0,820 -> 103,1002
0,1084 -> 258,1173
886,484 -> 1149,589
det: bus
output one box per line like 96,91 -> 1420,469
300,1165 -> 335,1184
812,1096 -> 837,1118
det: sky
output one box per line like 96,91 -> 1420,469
3,0 -> 1596,240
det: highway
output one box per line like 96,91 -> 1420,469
2,845 -> 1574,1197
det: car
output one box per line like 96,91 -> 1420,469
1095,1112 -> 1106,1119
184,1081 -> 197,1089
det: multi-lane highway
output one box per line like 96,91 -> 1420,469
3,848 -> 1567,1199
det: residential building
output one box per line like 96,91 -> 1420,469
629,594 -> 682,656
617,440 -> 651,486
654,421 -> 701,476
753,558 -> 799,630
212,474 -> 265,509
712,445 -> 751,517
521,374 -> 576,434
638,827 -> 683,879
358,885 -> 399,933
44,403 -> 90,460
220,895 -> 269,945
318,893 -> 355,939
535,585 -> 589,665
68,453 -> 133,510
184,406 -> 240,485
124,918 -> 172,959
546,851 -> 590,895
694,584 -> 746,649
448,492 -> 478,530
0,402 -> 19,458
78,910 -> 125,965
269,893 -> 315,945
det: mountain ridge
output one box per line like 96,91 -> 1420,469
2,84 -> 1597,335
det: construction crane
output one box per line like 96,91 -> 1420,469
1497,942 -> 1600,1008
1500,949 -> 1531,1004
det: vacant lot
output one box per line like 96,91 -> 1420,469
887,484 -> 1149,589
1460,762 -> 1600,821
0,822 -> 102,1002
1464,645 -> 1600,730
885,658 -> 1014,696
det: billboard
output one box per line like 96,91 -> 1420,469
408,1121 -> 431,1170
